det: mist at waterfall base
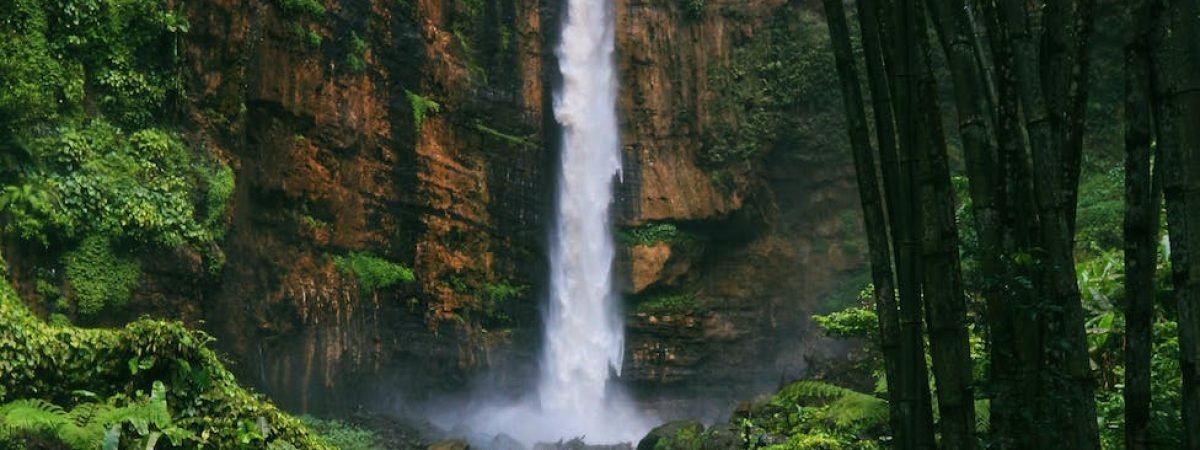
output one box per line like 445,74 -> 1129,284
429,0 -> 655,446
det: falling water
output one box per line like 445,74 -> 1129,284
460,0 -> 650,445
538,0 -> 627,431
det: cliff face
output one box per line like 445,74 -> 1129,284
25,0 -> 863,416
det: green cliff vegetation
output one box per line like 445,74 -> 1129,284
1,0 -> 234,318
703,8 -> 846,167
333,252 -> 416,293
0,2 -> 340,447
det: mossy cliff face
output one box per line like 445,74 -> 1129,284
613,0 -> 864,418
4,0 -> 864,416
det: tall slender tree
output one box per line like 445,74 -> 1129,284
1159,0 -> 1200,446
1121,1 -> 1162,449
888,0 -> 937,447
820,0 -> 905,444
906,3 -> 977,448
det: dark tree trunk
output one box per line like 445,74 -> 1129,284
1160,0 -> 1200,446
821,0 -> 905,444
971,2 -> 1041,447
911,2 -> 978,448
995,2 -> 1100,448
887,0 -> 937,447
1122,1 -> 1159,449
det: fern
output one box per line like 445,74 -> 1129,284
0,398 -> 69,431
0,381 -> 194,449
774,380 -> 890,429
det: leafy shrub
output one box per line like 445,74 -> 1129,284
333,252 -> 415,293
0,381 -> 195,449
0,281 -> 333,449
1,0 -> 231,249
346,31 -> 368,73
300,416 -> 381,450
406,91 -> 440,132
617,223 -> 698,247
204,162 -> 235,238
64,235 -> 141,316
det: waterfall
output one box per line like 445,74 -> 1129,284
539,0 -> 624,418
461,0 -> 650,445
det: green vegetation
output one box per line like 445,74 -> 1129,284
474,121 -> 535,151
406,91 -> 440,132
634,293 -> 698,315
278,0 -> 326,17
0,281 -> 332,449
0,0 -> 235,312
617,223 -> 697,247
450,0 -> 489,85
0,381 -> 195,449
205,162 -> 236,238
333,252 -> 415,293
64,236 -> 142,316
299,416 -> 382,450
293,24 -> 323,48
703,8 -> 845,167
346,31 -> 368,73
681,0 -> 705,19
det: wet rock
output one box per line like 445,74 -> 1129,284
700,424 -> 741,450
534,438 -> 633,450
636,421 -> 705,450
489,433 -> 527,450
429,439 -> 471,450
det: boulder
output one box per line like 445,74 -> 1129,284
636,421 -> 705,450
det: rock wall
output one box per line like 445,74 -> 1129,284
9,0 -> 866,418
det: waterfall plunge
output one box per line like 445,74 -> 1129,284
462,0 -> 651,445
538,0 -> 634,434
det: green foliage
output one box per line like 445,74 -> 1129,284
346,32 -> 368,73
634,293 -> 698,315
299,416 -> 381,450
703,7 -> 846,167
813,305 -> 878,342
0,381 -> 196,449
63,235 -> 141,316
1,0 -> 231,250
205,162 -> 236,239
278,0 -> 326,17
736,380 -> 888,450
681,0 -> 705,19
617,223 -> 697,247
293,25 -> 323,47
651,422 -> 705,450
406,91 -> 441,132
333,252 -> 415,293
450,0 -> 489,86
1075,166 -> 1124,252
474,121 -> 535,151
0,281 -> 333,449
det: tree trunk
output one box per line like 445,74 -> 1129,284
912,2 -> 978,449
888,0 -> 937,447
1122,1 -> 1159,449
971,2 -> 1041,447
821,0 -> 906,444
1160,0 -> 1200,445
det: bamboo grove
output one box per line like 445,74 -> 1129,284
820,0 -> 1200,449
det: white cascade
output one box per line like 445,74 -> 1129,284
463,0 -> 650,445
